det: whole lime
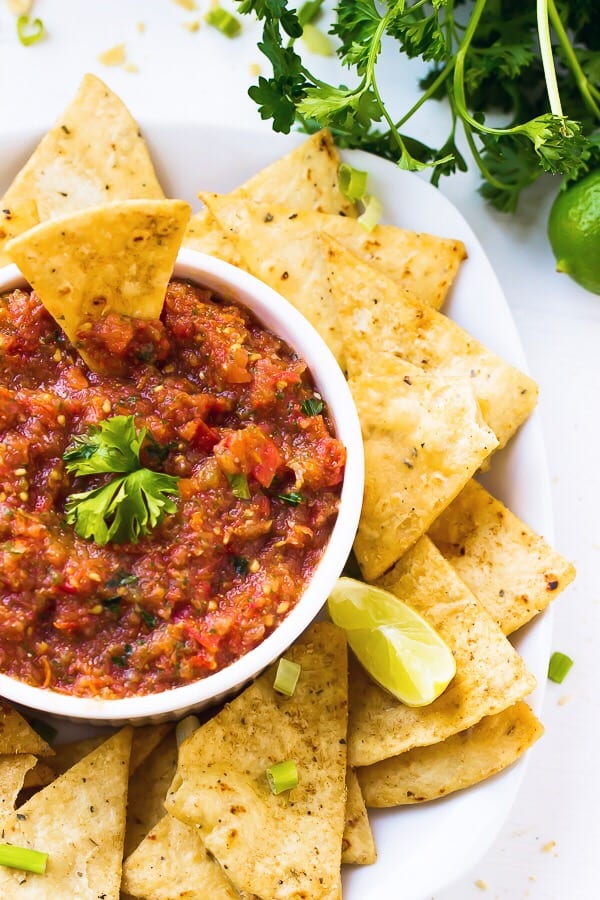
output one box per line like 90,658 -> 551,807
548,169 -> 600,294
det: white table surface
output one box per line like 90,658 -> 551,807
1,2 -> 598,897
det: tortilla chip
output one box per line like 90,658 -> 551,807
6,198 -> 190,356
165,621 -> 348,900
47,722 -> 172,779
324,236 -> 538,449
348,536 -> 537,767
349,359 -> 498,580
357,702 -> 544,806
0,727 -> 131,899
0,200 -> 39,267
342,768 -> 376,866
184,130 -> 355,268
428,479 -> 576,634
0,701 -> 53,756
0,754 -> 37,817
1,73 -> 164,222
124,731 -> 179,858
203,194 -> 463,310
22,761 -> 55,790
122,813 -> 241,900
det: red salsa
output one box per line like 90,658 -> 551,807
0,280 -> 345,698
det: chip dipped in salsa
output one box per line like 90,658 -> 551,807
0,279 -> 346,698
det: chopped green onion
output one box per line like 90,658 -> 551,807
205,5 -> 241,38
301,397 -> 323,417
298,0 -> 324,27
277,491 -> 303,506
338,163 -> 368,203
176,715 -> 201,748
358,194 -> 383,232
102,597 -> 122,614
140,609 -> 158,629
227,473 -> 251,500
29,719 -> 58,745
232,555 -> 249,576
548,651 -> 573,684
301,23 -> 333,56
266,759 -> 298,794
0,844 -> 48,874
16,15 -> 44,46
273,658 -> 301,697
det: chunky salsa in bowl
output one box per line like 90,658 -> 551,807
0,250 -> 364,723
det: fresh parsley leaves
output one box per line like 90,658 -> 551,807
63,415 -> 179,546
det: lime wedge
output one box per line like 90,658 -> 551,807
327,576 -> 456,707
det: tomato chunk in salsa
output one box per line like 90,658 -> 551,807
0,280 -> 345,698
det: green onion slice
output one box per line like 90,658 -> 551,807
205,6 -> 241,38
298,0 -> 325,27
227,472 -> 251,500
16,15 -> 44,46
176,715 -> 201,748
0,844 -> 48,874
301,23 -> 333,57
266,759 -> 298,794
273,658 -> 301,697
358,194 -> 383,231
548,651 -> 573,684
338,163 -> 368,203
277,491 -> 303,506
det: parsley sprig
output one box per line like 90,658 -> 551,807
64,415 -> 179,546
237,0 -> 600,211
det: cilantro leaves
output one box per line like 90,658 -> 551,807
237,0 -> 600,210
63,415 -> 179,546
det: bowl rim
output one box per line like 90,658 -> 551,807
0,248 -> 364,722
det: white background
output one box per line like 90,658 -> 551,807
0,2 -> 598,897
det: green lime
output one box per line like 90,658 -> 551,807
327,577 -> 456,707
548,169 -> 600,294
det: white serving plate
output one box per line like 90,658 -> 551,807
0,123 -> 553,900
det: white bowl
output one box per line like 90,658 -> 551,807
0,248 -> 364,725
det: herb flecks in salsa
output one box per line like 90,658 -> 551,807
0,280 -> 345,698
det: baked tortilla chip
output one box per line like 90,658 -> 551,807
0,727 -> 131,899
357,702 -> 544,806
201,192 -> 345,366
0,200 -> 39,267
6,198 -> 190,358
0,701 -> 53,756
165,621 -> 348,900
204,194 -> 463,310
184,129 -> 354,265
122,813 -> 241,900
350,358 -> 498,580
0,755 -> 37,817
342,768 -> 377,866
348,537 -> 537,767
428,479 -> 576,633
124,731 -> 179,858
46,722 -> 172,780
1,73 -> 164,222
324,236 -> 538,448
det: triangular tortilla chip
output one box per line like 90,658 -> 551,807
348,537 -> 537,767
428,479 -> 576,633
0,200 -> 39,266
124,731 -> 179,858
342,768 -> 376,866
350,358 -> 498,580
122,813 -> 241,900
22,761 -> 55,791
323,236 -> 538,448
0,727 -> 131,899
0,701 -> 53,756
165,621 -> 348,900
357,702 -> 544,806
1,73 -> 164,222
184,130 -> 355,266
0,755 -> 37,818
6,198 -> 190,359
202,194 -> 464,310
